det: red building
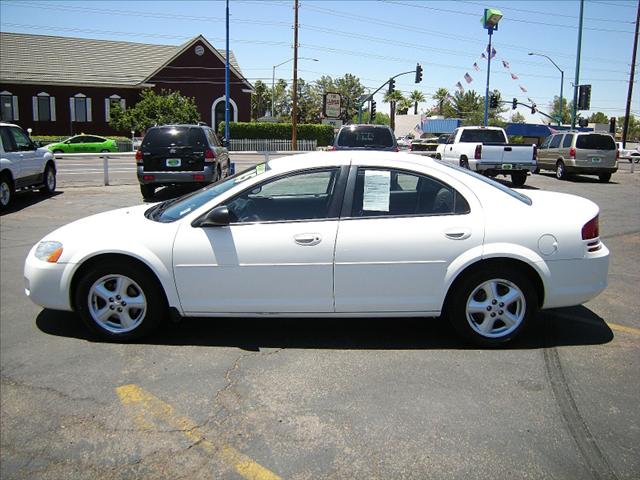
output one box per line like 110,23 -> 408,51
0,32 -> 253,136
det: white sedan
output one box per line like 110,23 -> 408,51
24,152 -> 609,346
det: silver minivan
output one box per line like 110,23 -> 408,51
537,132 -> 618,182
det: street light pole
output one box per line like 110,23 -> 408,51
271,57 -> 318,118
529,53 -> 564,126
481,8 -> 502,127
483,28 -> 494,127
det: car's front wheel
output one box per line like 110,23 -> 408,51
53,149 -> 63,154
555,160 -> 568,180
39,164 -> 56,195
75,261 -> 167,341
0,174 -> 14,210
445,266 -> 537,346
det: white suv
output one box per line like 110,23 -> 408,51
0,123 -> 56,210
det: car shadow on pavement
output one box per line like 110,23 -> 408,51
144,184 -> 202,203
536,172 -> 620,185
0,191 -> 63,215
36,305 -> 613,350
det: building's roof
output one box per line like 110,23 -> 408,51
0,32 -> 248,88
421,118 -> 461,133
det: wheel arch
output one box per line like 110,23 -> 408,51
44,159 -> 56,173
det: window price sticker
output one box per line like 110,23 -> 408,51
363,170 -> 390,212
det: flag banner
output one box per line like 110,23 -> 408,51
491,47 -> 497,59
519,85 -> 528,93
413,124 -> 423,136
464,73 -> 473,83
481,52 -> 487,60
511,73 -> 519,80
456,82 -> 464,93
473,62 -> 480,71
502,60 -> 510,69
420,114 -> 427,123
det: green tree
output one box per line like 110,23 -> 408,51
397,97 -> 414,115
432,88 -> 450,115
618,114 -> 640,141
588,111 -> 609,124
549,95 -> 571,124
510,112 -> 526,123
444,90 -> 483,122
409,90 -> 426,115
354,110 -> 390,125
290,78 -> 322,124
273,78 -> 290,119
251,80 -> 270,120
109,89 -> 200,133
383,90 -> 405,132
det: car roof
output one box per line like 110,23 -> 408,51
0,122 -> 20,128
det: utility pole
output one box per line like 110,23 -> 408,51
622,0 -> 640,147
291,0 -> 299,151
571,0 -> 584,129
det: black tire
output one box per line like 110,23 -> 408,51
100,149 -> 110,153
531,167 -> 540,174
140,184 -> 155,200
53,149 -> 63,154
598,172 -> 611,183
510,171 -> 527,187
39,164 -> 56,195
555,160 -> 568,180
444,266 -> 538,346
435,154 -> 441,160
0,173 -> 14,211
74,260 -> 167,341
460,157 -> 470,169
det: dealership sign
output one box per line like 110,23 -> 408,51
323,92 -> 342,119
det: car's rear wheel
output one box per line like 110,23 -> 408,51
460,157 -> 470,169
445,266 -> 537,346
510,172 -> 527,187
53,149 -> 63,154
555,160 -> 568,180
39,164 -> 56,195
100,149 -> 110,153
598,173 -> 612,183
140,184 -> 155,200
0,174 -> 14,210
435,154 -> 441,160
75,261 -> 166,341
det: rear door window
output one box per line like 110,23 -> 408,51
562,134 -> 574,148
576,134 -> 616,150
549,135 -> 562,148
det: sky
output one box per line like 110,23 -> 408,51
1,0 -> 638,123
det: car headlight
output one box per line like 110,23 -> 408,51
35,241 -> 63,263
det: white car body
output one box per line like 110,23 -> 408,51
24,152 -> 609,344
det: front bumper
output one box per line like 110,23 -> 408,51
137,165 -> 216,185
24,249 -> 73,311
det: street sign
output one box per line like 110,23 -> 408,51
322,118 -> 343,129
323,92 -> 342,118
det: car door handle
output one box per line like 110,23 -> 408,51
294,234 -> 322,246
444,228 -> 471,240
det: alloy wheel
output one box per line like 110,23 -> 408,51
87,274 -> 147,334
465,278 -> 526,338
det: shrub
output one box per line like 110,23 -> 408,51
218,122 -> 335,146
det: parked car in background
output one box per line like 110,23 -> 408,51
136,124 -> 230,200
1,122 -> 56,210
396,135 -> 413,151
537,132 -> 618,182
25,152 -> 609,346
409,135 -> 441,156
436,126 -> 537,187
330,124 -> 399,151
616,141 -> 640,163
47,135 -> 117,154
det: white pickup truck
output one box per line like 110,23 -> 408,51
435,126 -> 537,186
0,122 -> 57,210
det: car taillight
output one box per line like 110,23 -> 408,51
204,149 -> 215,162
135,150 -> 142,162
393,146 -> 400,152
193,174 -> 205,181
569,147 -> 576,159
615,149 -> 619,160
409,144 -> 413,151
581,215 -> 599,240
474,144 -> 482,160
533,145 -> 537,160
327,146 -> 336,151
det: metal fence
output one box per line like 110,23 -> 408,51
228,139 -> 317,152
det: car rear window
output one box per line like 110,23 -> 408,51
337,127 -> 394,148
459,129 -> 506,143
142,127 -> 207,149
576,134 -> 615,150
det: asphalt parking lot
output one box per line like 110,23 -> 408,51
1,160 -> 639,479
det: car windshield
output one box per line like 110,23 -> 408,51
576,134 -> 615,150
146,163 -> 271,222
459,129 -> 507,144
337,127 -> 394,148
435,160 -> 532,205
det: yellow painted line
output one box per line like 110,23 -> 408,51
116,384 -> 282,480
607,322 -> 640,336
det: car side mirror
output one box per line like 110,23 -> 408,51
198,205 -> 231,227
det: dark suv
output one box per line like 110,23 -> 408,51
330,124 -> 399,151
136,124 -> 230,199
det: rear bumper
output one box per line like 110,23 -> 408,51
475,162 -> 536,173
565,165 -> 618,175
137,165 -> 216,185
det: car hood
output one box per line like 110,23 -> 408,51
36,203 -> 178,263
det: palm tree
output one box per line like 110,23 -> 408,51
409,90 -> 425,115
397,98 -> 413,115
432,88 -> 450,115
383,90 -> 404,132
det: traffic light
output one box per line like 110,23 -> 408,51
512,98 -> 517,110
531,103 -> 537,114
609,116 -> 616,134
415,63 -> 423,83
370,100 -> 377,122
578,84 -> 591,110
388,78 -> 395,94
489,94 -> 498,109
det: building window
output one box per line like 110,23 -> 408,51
32,92 -> 56,122
105,95 -> 126,121
70,94 -> 92,122
0,91 -> 19,121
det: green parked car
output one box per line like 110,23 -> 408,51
47,135 -> 118,154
